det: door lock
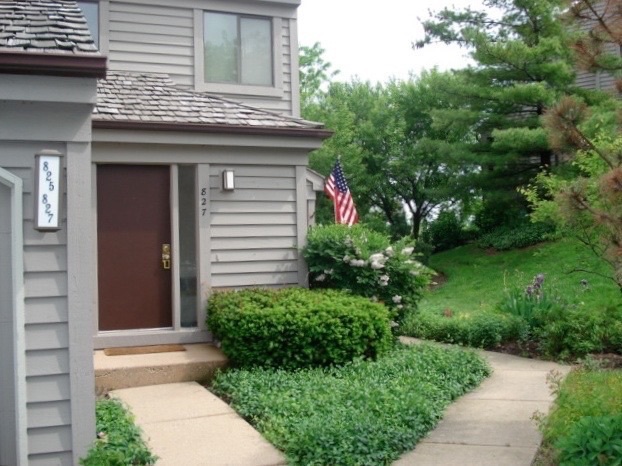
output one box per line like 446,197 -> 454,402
162,244 -> 171,270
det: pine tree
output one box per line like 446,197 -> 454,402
527,0 -> 622,288
416,0 -> 577,227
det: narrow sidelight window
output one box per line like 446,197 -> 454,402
178,166 -> 198,328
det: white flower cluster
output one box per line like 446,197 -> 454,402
369,253 -> 387,269
349,259 -> 366,267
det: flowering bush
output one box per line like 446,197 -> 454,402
303,224 -> 433,324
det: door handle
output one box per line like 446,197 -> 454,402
162,244 -> 171,270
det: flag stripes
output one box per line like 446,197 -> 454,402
324,160 -> 358,226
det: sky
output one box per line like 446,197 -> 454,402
297,0 -> 487,84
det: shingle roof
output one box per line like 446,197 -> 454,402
0,0 -> 98,54
94,71 -> 326,132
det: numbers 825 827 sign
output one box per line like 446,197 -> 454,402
35,152 -> 62,231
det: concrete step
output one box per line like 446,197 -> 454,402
94,343 -> 228,395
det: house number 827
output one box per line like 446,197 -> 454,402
200,188 -> 207,216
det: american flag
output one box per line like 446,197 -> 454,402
324,160 -> 359,226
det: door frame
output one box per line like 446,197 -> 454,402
93,163 -> 210,349
0,167 -> 28,466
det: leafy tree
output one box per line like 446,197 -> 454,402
304,75 -> 474,239
524,0 -> 622,289
299,42 -> 339,114
416,0 -> 578,229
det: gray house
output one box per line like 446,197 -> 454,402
0,0 -> 328,463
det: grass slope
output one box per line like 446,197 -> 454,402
418,238 -> 619,315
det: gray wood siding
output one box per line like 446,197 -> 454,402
106,1 -> 296,114
2,143 -> 73,464
210,164 -> 300,288
108,2 -> 195,87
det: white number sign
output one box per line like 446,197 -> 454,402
35,152 -> 62,231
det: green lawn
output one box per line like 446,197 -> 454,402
537,367 -> 622,465
419,238 -> 619,315
401,238 -> 622,356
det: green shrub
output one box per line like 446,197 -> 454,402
422,210 -> 475,252
211,343 -> 490,465
497,274 -> 622,359
477,221 -> 556,251
303,224 -> 432,324
537,304 -> 622,360
400,308 -> 523,349
207,288 -> 393,369
555,415 -> 622,466
80,399 -> 157,466
473,195 -> 529,233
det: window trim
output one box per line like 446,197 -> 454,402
194,9 -> 283,98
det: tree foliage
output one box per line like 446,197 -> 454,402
416,0 -> 578,228
524,0 -> 622,289
303,74 -> 474,239
299,42 -> 339,114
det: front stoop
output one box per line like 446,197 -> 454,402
94,344 -> 228,395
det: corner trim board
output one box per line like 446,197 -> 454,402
0,167 -> 28,466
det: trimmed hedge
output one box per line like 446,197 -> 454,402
207,288 -> 393,369
400,308 -> 524,349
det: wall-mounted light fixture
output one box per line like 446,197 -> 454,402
34,150 -> 63,231
222,169 -> 235,191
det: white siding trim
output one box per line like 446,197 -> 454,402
98,0 -> 111,55
65,143 -> 96,464
289,17 -> 301,117
295,166 -> 308,286
171,165 -> 181,331
197,164 -> 211,331
0,167 -> 28,466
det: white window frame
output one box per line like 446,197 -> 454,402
194,8 -> 283,98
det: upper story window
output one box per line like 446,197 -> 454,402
203,12 -> 273,86
77,1 -> 99,48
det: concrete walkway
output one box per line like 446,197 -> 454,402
395,338 -> 571,466
110,382 -> 286,466
110,341 -> 570,466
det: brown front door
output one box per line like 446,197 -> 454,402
97,165 -> 172,331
